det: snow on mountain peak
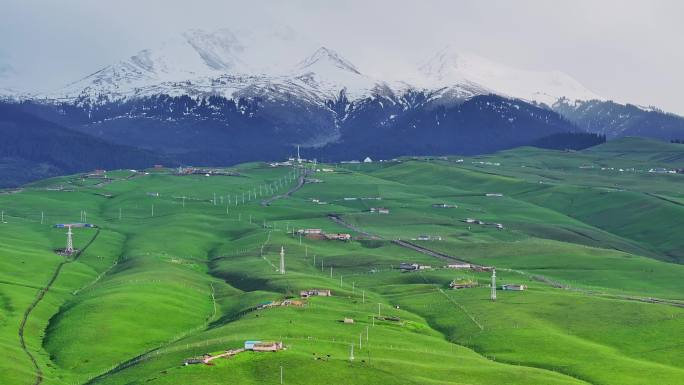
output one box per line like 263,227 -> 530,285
289,47 -> 377,100
419,46 -> 603,105
47,30 -> 605,108
296,47 -> 361,75
181,28 -> 247,72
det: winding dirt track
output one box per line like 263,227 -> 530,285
18,229 -> 100,385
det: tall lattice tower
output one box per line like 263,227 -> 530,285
65,225 -> 74,255
490,268 -> 497,301
280,246 -> 285,274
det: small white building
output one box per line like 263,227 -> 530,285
363,157 -> 373,163
370,207 -> 390,214
446,263 -> 471,269
502,284 -> 527,291
300,289 -> 332,298
297,229 -> 323,235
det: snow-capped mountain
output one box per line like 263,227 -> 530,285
3,26 -> 682,175
417,47 -> 603,106
53,29 -> 386,105
290,47 -> 381,101
46,28 -> 604,109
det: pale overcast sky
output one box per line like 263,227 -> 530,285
1,0 -> 682,114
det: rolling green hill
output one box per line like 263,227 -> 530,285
1,140 -> 683,385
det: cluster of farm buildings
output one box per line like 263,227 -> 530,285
184,341 -> 284,366
297,228 -> 351,241
175,167 -> 240,177
183,289 -> 334,366
400,262 -> 527,291
463,218 -> 504,230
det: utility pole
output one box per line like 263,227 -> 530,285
491,268 -> 497,301
378,303 -> 381,317
41,211 -> 44,225
280,246 -> 285,275
359,333 -> 362,350
65,225 -> 74,255
349,343 -> 354,361
151,204 -> 154,217
119,208 -> 122,220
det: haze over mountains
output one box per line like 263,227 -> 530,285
38,28 -> 600,106
1,27 -> 684,186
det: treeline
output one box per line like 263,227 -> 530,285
0,103 -> 169,187
671,139 -> 684,144
529,132 -> 606,150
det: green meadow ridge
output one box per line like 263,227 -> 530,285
0,137 -> 683,385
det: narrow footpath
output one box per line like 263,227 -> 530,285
18,229 -> 100,385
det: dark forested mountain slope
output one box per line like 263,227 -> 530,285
0,103 -> 168,187
553,99 -> 684,140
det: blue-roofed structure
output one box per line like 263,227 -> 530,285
244,340 -> 262,350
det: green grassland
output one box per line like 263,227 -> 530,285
1,138 -> 683,385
